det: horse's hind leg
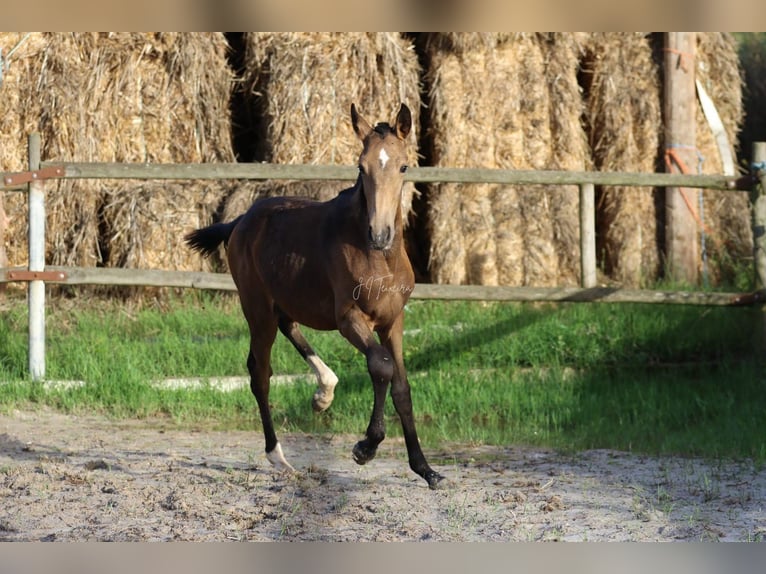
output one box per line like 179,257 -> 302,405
245,311 -> 294,473
277,316 -> 338,412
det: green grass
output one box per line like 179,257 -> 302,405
0,290 -> 764,461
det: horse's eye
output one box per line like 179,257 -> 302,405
400,165 -> 408,174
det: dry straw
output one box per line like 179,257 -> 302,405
222,33 -> 421,226
0,32 -> 234,272
425,33 -> 590,287
425,32 -> 745,288
581,32 -> 745,287
694,32 -> 749,285
0,32 -> 746,290
580,32 -> 662,287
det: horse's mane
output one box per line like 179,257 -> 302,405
373,122 -> 394,136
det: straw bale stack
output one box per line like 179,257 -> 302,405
580,32 -> 662,286
424,33 -> 590,286
567,32 -> 744,287
222,33 -> 421,225
0,33 -> 234,271
694,32 -> 749,284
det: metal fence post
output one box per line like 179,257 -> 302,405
28,133 -> 45,381
579,183 -> 597,288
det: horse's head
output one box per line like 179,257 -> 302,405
351,103 -> 411,251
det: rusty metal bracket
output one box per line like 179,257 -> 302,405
2,165 -> 65,187
5,270 -> 67,282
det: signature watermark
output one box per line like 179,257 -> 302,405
353,274 -> 414,301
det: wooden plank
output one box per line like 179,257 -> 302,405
1,265 -> 756,307
57,162 -> 357,182
405,167 -> 740,191
55,267 -> 238,291
664,32 -> 699,285
411,282 -> 753,306
696,79 -> 736,176
39,161 -> 746,191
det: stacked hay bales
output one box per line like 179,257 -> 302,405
1,32 -> 745,292
581,32 -> 746,287
425,32 -> 745,288
580,32 -> 663,287
694,32 -> 749,285
0,32 -> 234,271
424,33 -> 590,286
222,33 -> 421,225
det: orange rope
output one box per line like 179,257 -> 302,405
664,147 -> 722,251
663,47 -> 695,73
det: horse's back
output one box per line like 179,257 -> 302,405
227,194 -> 339,330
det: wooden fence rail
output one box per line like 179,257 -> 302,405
1,133 -> 765,380
2,265 -> 761,307
16,160 -> 750,190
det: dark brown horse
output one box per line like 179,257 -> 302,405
185,103 -> 446,489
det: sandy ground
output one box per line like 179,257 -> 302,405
1,407 -> 764,542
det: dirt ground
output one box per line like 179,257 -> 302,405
1,407 -> 764,542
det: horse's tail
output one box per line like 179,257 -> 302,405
184,215 -> 243,258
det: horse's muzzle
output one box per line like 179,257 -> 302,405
368,226 -> 393,251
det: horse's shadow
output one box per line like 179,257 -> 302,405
0,432 -> 68,463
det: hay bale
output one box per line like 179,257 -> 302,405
695,32 -> 749,285
0,33 -> 234,271
580,32 -> 662,287
224,33 -> 421,223
425,33 -> 589,286
580,33 -> 745,287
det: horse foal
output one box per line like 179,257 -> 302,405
186,103 -> 446,489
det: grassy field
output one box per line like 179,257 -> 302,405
0,289 -> 764,462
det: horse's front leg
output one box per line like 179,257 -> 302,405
337,306 -> 393,465
379,314 -> 448,490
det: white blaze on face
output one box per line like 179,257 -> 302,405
378,147 -> 389,169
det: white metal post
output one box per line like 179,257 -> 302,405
579,183 -> 597,288
28,133 -> 45,381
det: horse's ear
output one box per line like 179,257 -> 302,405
351,103 -> 372,141
394,103 -> 412,140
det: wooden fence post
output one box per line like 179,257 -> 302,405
664,32 -> 699,285
0,190 -> 7,294
752,142 -> 766,291
28,133 -> 46,381
752,142 -> 766,358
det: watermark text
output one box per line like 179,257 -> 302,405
352,274 -> 413,301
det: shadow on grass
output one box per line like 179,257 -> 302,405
560,362 -> 766,462
403,304 -> 557,373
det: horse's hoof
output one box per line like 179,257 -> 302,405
266,442 -> 296,474
426,471 -> 451,490
311,390 -> 334,413
352,441 -> 377,465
